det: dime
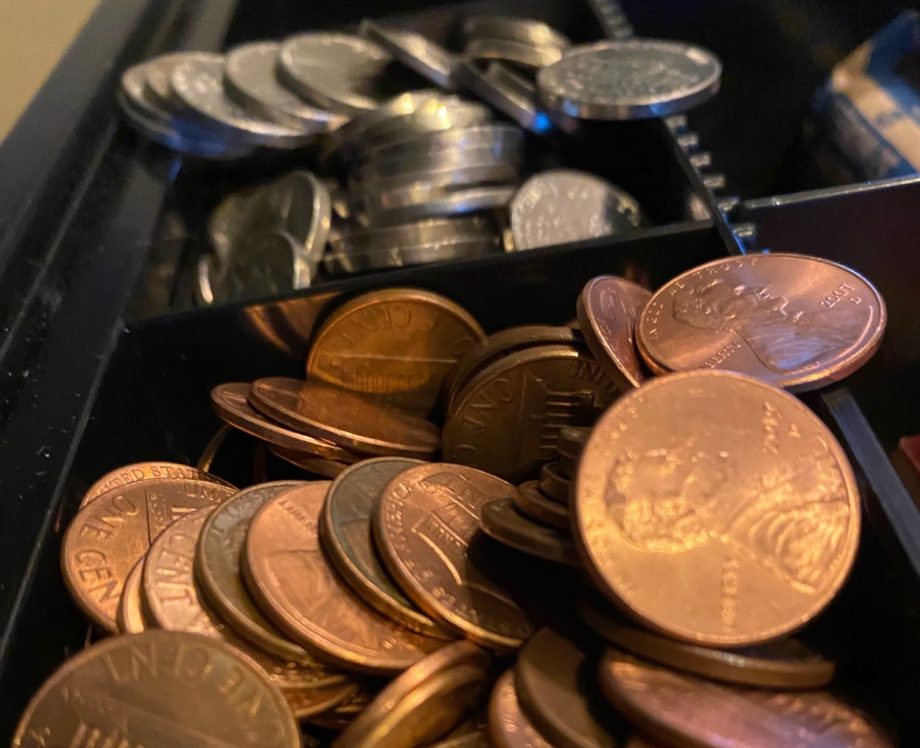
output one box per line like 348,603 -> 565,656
116,558 -> 149,634
81,460 -> 233,508
515,480 -> 570,529
510,170 -> 642,250
249,378 -> 441,458
577,275 -> 652,390
488,669 -> 552,748
244,482 -> 443,674
328,216 -> 497,257
320,458 -> 452,638
374,463 -> 534,650
61,478 -> 235,630
480,499 -> 579,566
538,462 -> 571,504
357,143 -> 521,183
363,124 -> 522,164
360,19 -> 457,90
637,253 -> 887,392
11,630 -> 301,748
515,628 -> 621,748
463,16 -> 571,49
270,447 -> 354,477
598,650 -> 891,748
537,39 -> 722,120
465,38 -> 563,70
307,288 -> 485,416
443,345 -> 618,482
574,370 -> 861,646
367,184 -> 517,224
213,231 -> 310,302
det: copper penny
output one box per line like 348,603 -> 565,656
80,461 -> 234,508
307,288 -> 486,416
320,457 -> 452,638
488,669 -> 552,748
538,461 -> 571,504
515,480 -> 570,529
598,650 -> 891,748
432,713 -> 491,748
443,345 -> 618,482
637,253 -> 887,391
577,275 -> 652,390
61,477 -> 236,631
270,447 -> 354,477
12,630 -> 300,748
574,370 -> 860,646
116,558 -> 150,634
212,382 -> 357,460
244,482 -> 443,675
250,378 -> 440,458
579,591 -> 835,689
481,499 -> 579,567
285,684 -> 359,722
310,687 -> 377,730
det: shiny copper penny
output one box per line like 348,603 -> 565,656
116,558 -> 149,634
271,446 -> 353,477
80,460 -> 234,507
61,477 -> 236,631
432,713 -> 491,748
12,630 -> 300,748
577,275 -> 651,390
212,382 -> 356,460
244,482 -> 443,675
515,480 -> 570,529
375,463 -> 535,651
598,650 -> 891,748
443,345 -> 618,482
579,591 -> 835,689
575,370 -> 861,646
488,670 -> 552,748
320,457 -> 452,638
637,253 -> 887,391
250,378 -> 440,458
481,499 -> 579,567
538,461 -> 570,504
310,687 -> 376,730
516,628 -> 621,748
307,288 -> 486,416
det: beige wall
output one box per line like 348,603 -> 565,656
0,0 -> 102,140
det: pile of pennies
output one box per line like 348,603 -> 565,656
17,252 -> 894,746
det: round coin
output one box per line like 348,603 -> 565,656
213,231 -> 310,302
480,499 -> 579,566
537,39 -> 722,120
12,630 -> 301,748
637,253 -> 887,392
575,370 -> 861,646
488,669 -> 552,748
577,275 -> 652,390
116,558 -> 149,634
515,480 -> 570,529
81,460 -> 234,508
465,38 -> 563,70
463,16 -> 570,49
598,650 -> 891,748
244,482 -> 443,674
538,462 -> 570,504
367,184 -> 517,224
360,20 -> 457,89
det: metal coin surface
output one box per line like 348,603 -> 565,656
374,463 -> 534,650
480,499 -> 579,566
307,288 -> 485,416
598,650 -> 891,748
360,20 -> 457,90
557,425 -> 589,461
510,170 -> 642,250
214,231 -> 308,302
321,458 -> 452,638
488,669 -> 552,748
463,16 -> 570,49
116,558 -> 149,634
516,628 -> 621,748
538,462 -> 571,504
61,478 -> 236,631
443,345 -> 618,482
11,630 -> 301,748
455,60 -> 558,135
270,447 -> 354,477
329,216 -> 496,256
244,482 -> 443,674
637,253 -> 887,392
249,378 -> 441,458
324,238 -> 498,275
310,687 -> 377,730
575,370 -> 861,646
577,275 -> 652,390
370,184 -> 517,224
465,38 -> 563,70
364,124 -> 522,164
537,39 -> 722,120
81,460 -> 233,508
196,254 -> 217,305
515,480 -> 570,529
358,142 -> 520,183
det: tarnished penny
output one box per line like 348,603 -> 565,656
320,458 -> 452,638
538,462 -> 571,504
443,345 -> 618,482
574,370 -> 861,646
637,253 -> 887,392
488,670 -> 552,748
61,478 -> 236,631
515,480 -> 570,529
270,447 -> 353,477
116,558 -> 149,634
374,463 -> 535,650
579,592 -> 835,689
598,650 -> 891,748
481,499 -> 579,567
249,378 -> 441,458
12,630 -> 301,748
244,482 -> 443,674
516,628 -> 621,748
577,275 -> 652,390
80,461 -> 234,507
310,687 -> 377,730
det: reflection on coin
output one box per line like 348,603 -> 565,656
214,231 -> 310,303
360,19 -> 457,90
61,478 -> 236,630
637,253 -> 887,392
455,60 -> 558,135
537,39 -> 722,120
575,370 -> 861,646
488,669 -> 552,748
465,38 -> 563,70
364,123 -> 521,164
244,482 -> 443,674
81,460 -> 233,508
481,499 -> 578,566
375,463 -> 534,650
598,650 -> 891,748
463,16 -> 570,50
116,558 -> 149,634
515,480 -> 570,529
368,184 -> 517,224
538,462 -> 570,504
270,447 -> 353,477
12,630 -> 301,748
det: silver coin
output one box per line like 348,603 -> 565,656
465,38 -> 563,70
367,184 -> 515,224
536,39 -> 722,120
324,237 -> 498,274
359,19 -> 457,90
357,142 -> 522,183
362,123 -> 523,165
462,16 -> 570,49
142,51 -> 216,112
224,41 -> 347,131
329,215 -> 496,254
509,169 -> 642,250
214,231 -> 310,303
